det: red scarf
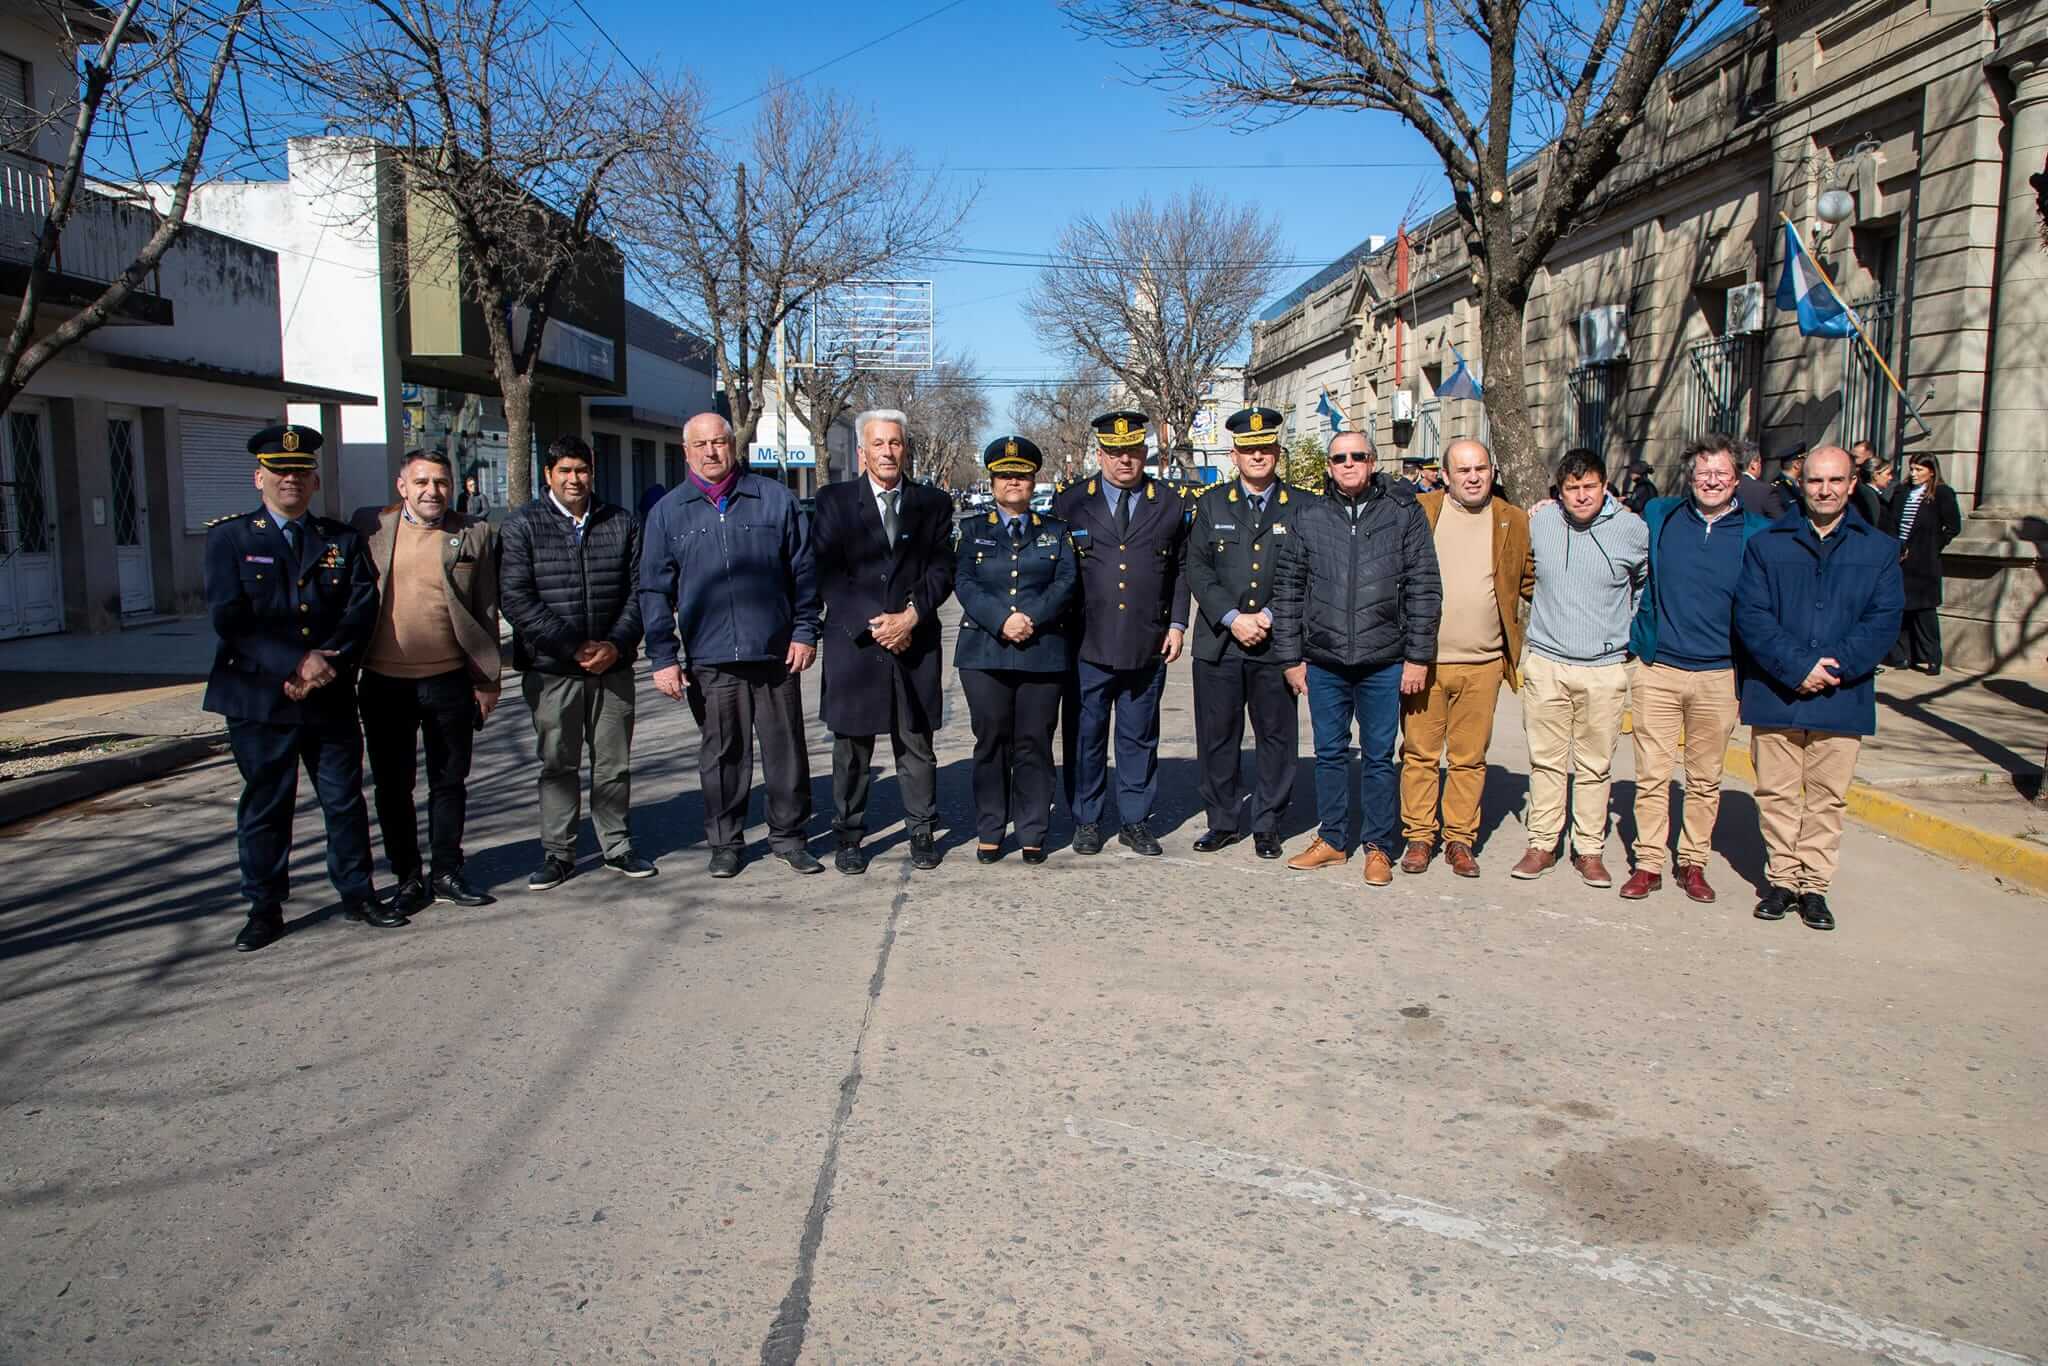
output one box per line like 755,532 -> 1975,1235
686,465 -> 740,509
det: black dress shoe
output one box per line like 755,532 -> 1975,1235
529,856 -> 575,891
1072,824 -> 1103,856
835,843 -> 868,875
708,847 -> 743,878
603,854 -> 658,878
1798,892 -> 1836,931
1020,847 -> 1048,865
234,911 -> 283,952
1118,823 -> 1162,856
1192,828 -> 1244,853
778,848 -> 824,875
341,897 -> 407,929
388,876 -> 433,915
1253,832 -> 1282,860
430,871 -> 494,906
1754,885 -> 1797,921
910,832 -> 941,870
975,844 -> 1001,864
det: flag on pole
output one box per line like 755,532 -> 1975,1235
1774,221 -> 1857,338
1438,347 -> 1484,400
1315,391 -> 1345,432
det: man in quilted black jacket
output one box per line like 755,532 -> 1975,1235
1269,431 -> 1442,887
499,434 -> 651,891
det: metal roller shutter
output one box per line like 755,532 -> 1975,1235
182,411 -> 262,531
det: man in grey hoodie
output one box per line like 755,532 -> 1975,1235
1511,449 -> 1649,887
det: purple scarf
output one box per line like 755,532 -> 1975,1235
686,465 -> 740,510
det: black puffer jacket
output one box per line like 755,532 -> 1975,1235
1269,473 -> 1441,669
498,497 -> 643,675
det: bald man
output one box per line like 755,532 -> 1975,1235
1397,439 -> 1532,877
1733,445 -> 1903,931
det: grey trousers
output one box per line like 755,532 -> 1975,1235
687,660 -> 813,853
523,667 -> 636,861
832,729 -> 938,843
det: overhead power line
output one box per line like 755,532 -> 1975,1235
708,0 -> 974,120
928,161 -> 1438,173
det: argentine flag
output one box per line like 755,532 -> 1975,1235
1775,221 -> 1857,338
1315,391 -> 1345,431
1438,347 -> 1484,400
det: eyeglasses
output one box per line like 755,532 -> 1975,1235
1327,452 -> 1376,466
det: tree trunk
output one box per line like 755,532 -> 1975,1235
502,369 -> 534,508
1478,281 -> 1544,503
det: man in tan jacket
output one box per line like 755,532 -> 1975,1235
1398,438 -> 1533,877
353,449 -> 502,913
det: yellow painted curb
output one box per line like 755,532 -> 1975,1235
1722,745 -> 2048,895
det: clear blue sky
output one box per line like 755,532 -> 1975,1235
579,0 -> 1448,428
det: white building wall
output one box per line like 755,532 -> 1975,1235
179,138 -> 403,514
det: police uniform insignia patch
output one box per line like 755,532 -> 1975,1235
1114,417 -> 1128,436
1034,531 -> 1056,547
252,518 -> 268,529
280,428 -> 300,452
1249,412 -> 1263,432
205,513 -> 236,528
1274,523 -> 1288,535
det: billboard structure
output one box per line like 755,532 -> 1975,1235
801,279 -> 934,371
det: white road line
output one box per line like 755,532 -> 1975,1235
1064,1115 -> 2036,1366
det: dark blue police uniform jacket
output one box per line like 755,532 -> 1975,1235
1050,476 -> 1191,672
202,507 -> 379,722
953,510 -> 1077,673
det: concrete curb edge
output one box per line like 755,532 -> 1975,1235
1722,744 -> 2048,896
0,734 -> 229,829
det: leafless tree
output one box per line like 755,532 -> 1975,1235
1065,0 -> 1718,496
0,0 -> 260,416
309,0 -> 659,505
1012,366 -> 1115,482
856,352 -> 990,489
617,83 -> 972,457
782,313 -> 866,484
1024,189 -> 1280,479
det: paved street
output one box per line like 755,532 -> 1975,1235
2,611 -> 2043,1364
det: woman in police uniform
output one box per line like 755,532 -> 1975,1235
955,436 -> 1077,864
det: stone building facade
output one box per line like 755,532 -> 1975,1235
1248,0 -> 2047,668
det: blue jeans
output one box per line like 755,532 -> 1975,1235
1306,660 -> 1402,854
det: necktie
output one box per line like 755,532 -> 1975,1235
1010,517 -> 1024,548
281,519 -> 301,567
882,488 -> 900,547
1117,488 -> 1133,536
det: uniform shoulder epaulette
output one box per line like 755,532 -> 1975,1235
204,512 -> 238,528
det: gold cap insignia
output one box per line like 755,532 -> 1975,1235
281,429 -> 300,452
1249,413 -> 1263,432
1114,417 -> 1129,436
1005,439 -> 1018,456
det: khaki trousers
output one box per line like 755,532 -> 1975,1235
1520,652 -> 1629,856
1751,728 -> 1862,894
1629,662 -> 1740,873
1399,658 -> 1506,846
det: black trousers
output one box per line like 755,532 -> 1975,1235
1192,653 -> 1299,834
360,668 -> 476,881
1890,608 -> 1943,671
961,668 -> 1062,847
687,660 -> 812,853
226,715 -> 375,911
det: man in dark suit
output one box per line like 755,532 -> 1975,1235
202,424 -> 408,951
811,409 -> 958,873
1052,409 -> 1192,857
1184,407 -> 1304,859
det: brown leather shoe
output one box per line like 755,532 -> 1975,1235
1361,845 -> 1394,886
1618,869 -> 1662,900
1286,835 -> 1349,870
1509,848 -> 1557,880
1400,840 -> 1434,874
1570,853 -> 1614,888
1675,864 -> 1717,903
1444,842 -> 1480,878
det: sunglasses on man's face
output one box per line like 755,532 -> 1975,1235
1327,451 -> 1375,466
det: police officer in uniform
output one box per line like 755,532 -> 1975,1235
955,436 -> 1078,864
202,424 -> 406,951
1053,409 -> 1191,857
1185,407 -> 1306,858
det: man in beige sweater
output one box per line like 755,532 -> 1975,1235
353,449 -> 501,914
1398,439 -> 1534,878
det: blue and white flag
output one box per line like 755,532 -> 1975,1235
1438,347 -> 1484,400
1314,390 -> 1345,432
1774,221 -> 1857,338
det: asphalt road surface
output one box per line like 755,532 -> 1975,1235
3,611 -> 2043,1364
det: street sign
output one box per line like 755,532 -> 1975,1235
748,445 -> 816,468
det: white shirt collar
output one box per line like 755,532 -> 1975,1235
549,491 -> 591,526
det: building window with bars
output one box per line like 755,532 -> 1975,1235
1566,363 -> 1622,456
1841,293 -> 1899,461
1685,334 -> 1761,441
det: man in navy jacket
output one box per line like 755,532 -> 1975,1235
640,413 -> 821,879
1734,445 -> 1903,931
